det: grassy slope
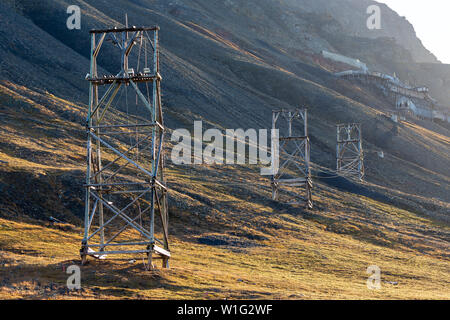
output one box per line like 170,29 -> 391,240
0,83 -> 449,299
0,168 -> 449,299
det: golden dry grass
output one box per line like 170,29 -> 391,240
0,197 -> 449,300
0,81 -> 449,300
0,163 -> 449,300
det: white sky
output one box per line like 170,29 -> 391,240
375,0 -> 449,63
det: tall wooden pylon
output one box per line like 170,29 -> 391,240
81,25 -> 170,270
336,123 -> 364,181
271,109 -> 313,208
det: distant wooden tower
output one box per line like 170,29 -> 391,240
81,24 -> 170,270
336,123 -> 364,181
271,109 -> 313,208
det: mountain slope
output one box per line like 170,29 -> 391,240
0,0 -> 448,299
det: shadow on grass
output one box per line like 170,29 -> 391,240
0,258 -> 199,299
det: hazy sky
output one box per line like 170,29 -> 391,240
375,0 -> 449,63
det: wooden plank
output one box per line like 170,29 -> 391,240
90,26 -> 159,34
88,241 -> 152,247
87,249 -> 150,255
88,75 -> 158,85
276,177 -> 307,184
279,136 -> 307,141
153,245 -> 171,258
87,248 -> 107,259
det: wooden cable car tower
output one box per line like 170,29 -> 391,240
336,123 -> 364,181
81,23 -> 170,270
271,109 -> 313,209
